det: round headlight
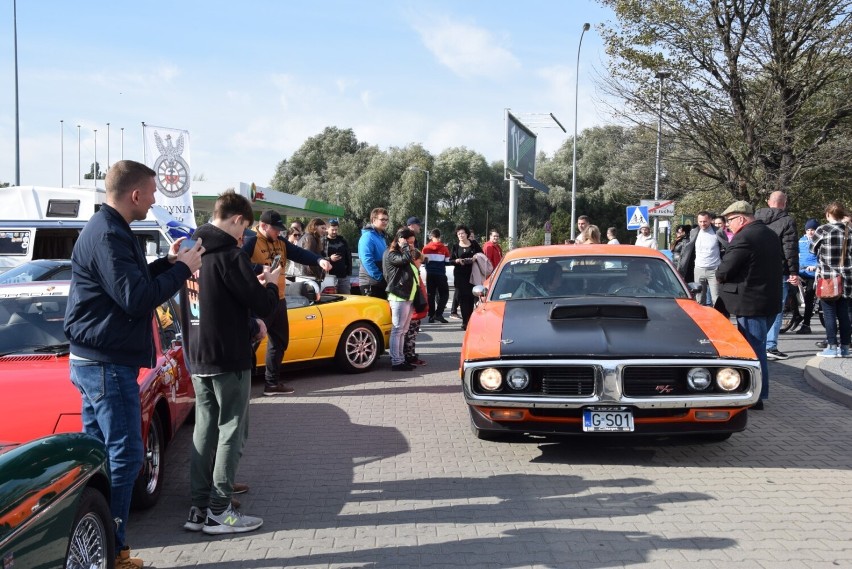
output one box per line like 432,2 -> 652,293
479,368 -> 503,391
505,368 -> 530,390
715,368 -> 741,392
687,367 -> 712,391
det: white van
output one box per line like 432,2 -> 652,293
0,186 -> 188,272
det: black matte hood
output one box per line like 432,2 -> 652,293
499,297 -> 718,359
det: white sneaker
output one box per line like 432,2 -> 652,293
202,505 -> 263,535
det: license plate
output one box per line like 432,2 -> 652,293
582,408 -> 634,432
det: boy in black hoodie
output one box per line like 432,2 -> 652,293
180,190 -> 281,535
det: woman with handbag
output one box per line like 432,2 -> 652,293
383,228 -> 418,371
810,201 -> 852,357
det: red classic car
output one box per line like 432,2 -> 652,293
0,280 -> 194,509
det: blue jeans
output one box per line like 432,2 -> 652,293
737,316 -> 773,400
821,297 -> 851,347
389,300 -> 414,365
69,360 -> 143,550
766,277 -> 788,350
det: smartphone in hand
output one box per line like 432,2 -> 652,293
179,238 -> 197,249
269,254 -> 282,271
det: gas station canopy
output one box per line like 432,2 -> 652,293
191,181 -> 344,220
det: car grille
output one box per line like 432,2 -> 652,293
623,367 -> 688,396
540,367 -> 595,396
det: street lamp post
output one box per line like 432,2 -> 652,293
407,166 -> 430,233
570,23 -> 591,241
13,0 -> 21,185
653,71 -> 671,247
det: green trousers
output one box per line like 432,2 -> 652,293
190,370 -> 251,512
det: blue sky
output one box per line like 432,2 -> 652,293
1,0 -> 616,188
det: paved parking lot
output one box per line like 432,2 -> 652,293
132,322 -> 852,568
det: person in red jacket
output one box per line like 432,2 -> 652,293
422,229 -> 451,323
482,229 -> 503,274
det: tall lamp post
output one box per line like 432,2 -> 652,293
13,0 -> 21,185
406,166 -> 430,233
570,23 -> 591,241
653,71 -> 671,247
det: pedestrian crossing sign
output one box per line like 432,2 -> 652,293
626,206 -> 649,230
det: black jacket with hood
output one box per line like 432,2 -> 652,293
180,223 -> 279,374
755,207 -> 798,276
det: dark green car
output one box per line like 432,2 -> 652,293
0,433 -> 113,568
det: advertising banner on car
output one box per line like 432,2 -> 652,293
143,124 -> 195,228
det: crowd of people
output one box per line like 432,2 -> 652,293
62,160 -> 851,567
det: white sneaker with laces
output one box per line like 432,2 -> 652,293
202,505 -> 263,535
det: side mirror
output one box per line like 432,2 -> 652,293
472,285 -> 488,299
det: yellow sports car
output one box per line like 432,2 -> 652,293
255,283 -> 391,373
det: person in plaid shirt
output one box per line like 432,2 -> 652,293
810,201 -> 852,357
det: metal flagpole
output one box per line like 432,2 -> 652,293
77,125 -> 81,185
60,120 -> 64,187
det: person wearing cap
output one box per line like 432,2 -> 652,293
242,209 -> 332,396
716,200 -> 783,410
756,191 -> 799,360
326,219 -> 352,294
795,218 -> 821,335
634,223 -> 657,249
406,216 -> 422,245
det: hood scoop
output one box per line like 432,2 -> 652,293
549,300 -> 648,321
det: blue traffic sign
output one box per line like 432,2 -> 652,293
626,206 -> 649,230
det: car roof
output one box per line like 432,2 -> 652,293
501,244 -> 668,262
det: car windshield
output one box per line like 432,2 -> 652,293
490,255 -> 689,300
0,263 -> 65,284
0,294 -> 69,355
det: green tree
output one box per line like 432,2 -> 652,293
84,162 -> 105,180
598,0 -> 852,205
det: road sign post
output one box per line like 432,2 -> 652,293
626,206 -> 649,230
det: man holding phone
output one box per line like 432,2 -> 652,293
180,190 -> 280,535
242,209 -> 331,396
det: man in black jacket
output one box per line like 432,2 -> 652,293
716,200 -> 783,409
755,191 -> 799,360
180,190 -> 281,536
326,219 -> 352,294
65,160 -> 203,568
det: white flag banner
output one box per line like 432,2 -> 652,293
143,125 -> 196,228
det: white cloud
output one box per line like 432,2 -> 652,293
412,16 -> 520,79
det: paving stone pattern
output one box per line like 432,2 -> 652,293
131,323 -> 852,568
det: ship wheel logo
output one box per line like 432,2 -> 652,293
153,131 -> 191,198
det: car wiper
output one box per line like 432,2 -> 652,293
31,343 -> 71,354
